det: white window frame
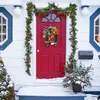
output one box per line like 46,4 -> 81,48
0,13 -> 8,45
94,14 -> 100,45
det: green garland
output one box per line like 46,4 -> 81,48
25,2 -> 77,75
24,3 -> 34,75
68,4 -> 77,69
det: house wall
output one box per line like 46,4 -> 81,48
1,0 -> 100,91
1,2 -> 35,87
76,3 -> 100,86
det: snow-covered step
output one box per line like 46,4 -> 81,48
16,86 -> 85,100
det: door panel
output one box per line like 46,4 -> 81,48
36,11 -> 66,78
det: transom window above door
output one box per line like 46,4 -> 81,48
42,13 -> 61,22
0,13 -> 8,45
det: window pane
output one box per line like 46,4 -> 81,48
95,35 -> 100,43
95,18 -> 99,25
0,16 -> 1,24
42,13 -> 60,22
3,34 -> 6,41
0,16 -> 7,43
95,26 -> 99,35
52,14 -> 56,20
3,18 -> 6,24
3,25 -> 6,33
55,17 -> 60,22
0,35 -> 1,42
0,26 -> 1,33
42,18 -> 48,22
46,13 -> 51,20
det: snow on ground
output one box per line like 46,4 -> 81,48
85,94 -> 98,100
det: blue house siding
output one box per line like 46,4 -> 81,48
84,91 -> 100,95
0,7 -> 12,50
18,96 -> 85,100
90,8 -> 100,52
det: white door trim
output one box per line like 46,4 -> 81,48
31,3 -> 70,84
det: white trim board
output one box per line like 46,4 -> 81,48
81,0 -> 100,6
32,13 -> 69,83
0,0 -> 23,5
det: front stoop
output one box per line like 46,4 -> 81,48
16,86 -> 85,100
18,96 -> 85,100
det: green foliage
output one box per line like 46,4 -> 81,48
32,3 -> 70,15
63,63 -> 93,88
0,58 -> 15,100
68,4 -> 77,69
25,2 -> 34,75
62,4 -> 93,90
26,2 -> 77,75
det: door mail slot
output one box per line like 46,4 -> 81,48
78,51 -> 93,59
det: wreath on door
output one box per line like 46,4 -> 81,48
42,26 -> 59,46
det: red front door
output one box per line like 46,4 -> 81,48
36,11 -> 66,78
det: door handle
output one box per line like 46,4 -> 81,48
37,49 -> 40,52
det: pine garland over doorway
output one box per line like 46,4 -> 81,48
25,2 -> 77,75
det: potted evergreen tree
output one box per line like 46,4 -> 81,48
63,62 -> 93,93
